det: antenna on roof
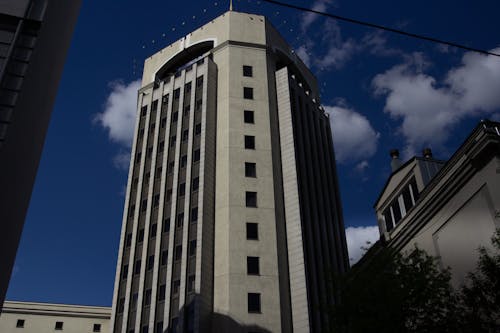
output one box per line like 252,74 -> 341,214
230,0 -> 233,11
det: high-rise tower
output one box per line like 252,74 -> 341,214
111,10 -> 349,333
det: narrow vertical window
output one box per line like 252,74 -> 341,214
245,162 -> 256,177
243,65 -> 253,77
247,256 -> 260,275
244,135 -> 255,149
244,110 -> 254,123
246,192 -> 257,207
244,87 -> 254,99
248,293 -> 261,313
246,223 -> 258,240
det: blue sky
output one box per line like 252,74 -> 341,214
6,0 -> 500,306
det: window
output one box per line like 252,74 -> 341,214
246,192 -> 257,207
184,105 -> 190,117
189,239 -> 197,256
141,106 -> 148,117
138,228 -> 144,242
142,325 -> 149,333
156,322 -> 164,333
16,319 -> 24,328
182,129 -> 189,141
243,65 -> 253,77
147,146 -> 153,159
177,213 -> 184,228
151,223 -> 157,237
135,152 -> 142,164
133,177 -> 139,189
55,321 -> 64,330
248,293 -> 261,313
244,110 -> 254,124
193,149 -> 200,162
245,162 -> 256,177
132,293 -> 138,308
166,188 -> 173,202
126,233 -> 132,247
158,141 -> 164,153
164,218 -> 171,232
174,88 -> 180,99
175,245 -> 182,261
179,183 -> 186,196
168,161 -> 174,174
173,280 -> 180,294
244,87 -> 254,99
170,135 -> 177,147
172,111 -> 179,122
181,155 -> 187,168
247,256 -> 260,275
185,82 -> 192,92
195,99 -> 202,111
191,207 -> 198,223
134,260 -> 141,275
161,250 -> 168,265
141,200 -> 147,212
118,298 -> 125,313
147,255 -> 154,270
153,194 -> 160,208
196,76 -> 204,87
244,135 -> 255,149
161,117 -> 167,128
156,167 -> 162,179
195,123 -> 201,135
93,323 -> 101,332
158,284 -> 166,301
192,177 -> 199,191
188,275 -> 195,292
246,223 -> 258,240
144,289 -> 152,306
122,265 -> 128,279
128,204 -> 135,217
149,123 -> 155,133
152,99 -> 158,111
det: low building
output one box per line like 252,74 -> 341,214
374,120 -> 500,286
0,301 -> 111,333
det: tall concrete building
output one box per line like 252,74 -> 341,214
111,10 -> 349,333
0,0 -> 81,309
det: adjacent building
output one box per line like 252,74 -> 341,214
0,0 -> 82,308
0,301 -> 110,333
374,120 -> 500,286
111,9 -> 349,333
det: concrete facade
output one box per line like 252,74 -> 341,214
111,10 -> 348,333
0,0 -> 82,309
0,301 -> 110,333
375,121 -> 500,287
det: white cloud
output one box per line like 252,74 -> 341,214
301,0 -> 331,31
325,105 -> 380,163
295,45 -> 311,67
113,151 -> 131,171
346,225 -> 380,265
355,160 -> 369,173
372,48 -> 500,155
95,80 -> 141,147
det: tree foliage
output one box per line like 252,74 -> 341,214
328,229 -> 500,333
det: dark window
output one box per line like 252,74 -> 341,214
245,162 -> 256,177
164,218 -> 171,232
161,250 -> 168,265
158,141 -> 164,153
191,207 -> 198,222
135,152 -> 142,164
139,128 -> 145,138
174,88 -> 180,99
402,187 -> 413,214
141,106 -> 148,117
189,240 -> 197,256
409,177 -> 419,202
192,177 -> 199,191
162,95 -> 169,105
244,135 -> 255,149
177,213 -> 184,228
144,172 -> 150,185
173,280 -> 180,294
384,209 -> 393,232
16,319 -> 24,328
156,322 -> 163,333
156,167 -> 162,179
248,293 -> 261,313
246,192 -> 257,207
132,293 -> 138,308
133,177 -> 139,189
141,200 -> 147,212
195,123 -> 201,135
181,155 -> 187,168
55,322 -> 64,330
166,189 -> 173,201
182,129 -> 189,142
138,228 -> 144,242
195,99 -> 202,110
392,200 -> 402,225
151,223 -> 157,237
188,275 -> 195,292
128,204 -> 135,217
196,76 -> 203,87
168,161 -> 174,174
179,183 -> 186,196
184,105 -> 190,117
142,325 -> 149,333
144,289 -> 151,306
147,255 -> 154,270
247,256 -> 260,275
244,110 -> 254,124
185,82 -> 192,92
170,135 -> 177,147
93,323 -> 101,332
149,123 -> 155,133
175,245 -> 182,261
246,223 -> 258,240
244,87 -> 254,99
134,260 -> 141,274
158,284 -> 166,301
243,65 -> 253,77
152,100 -> 158,111
122,265 -> 128,279
153,194 -> 160,208
161,117 -> 167,128
172,111 -> 179,122
118,298 -> 125,313
193,149 -> 200,162
126,233 -> 132,247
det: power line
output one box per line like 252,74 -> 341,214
260,0 -> 500,57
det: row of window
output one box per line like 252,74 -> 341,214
383,177 -> 419,232
15,319 -> 101,332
